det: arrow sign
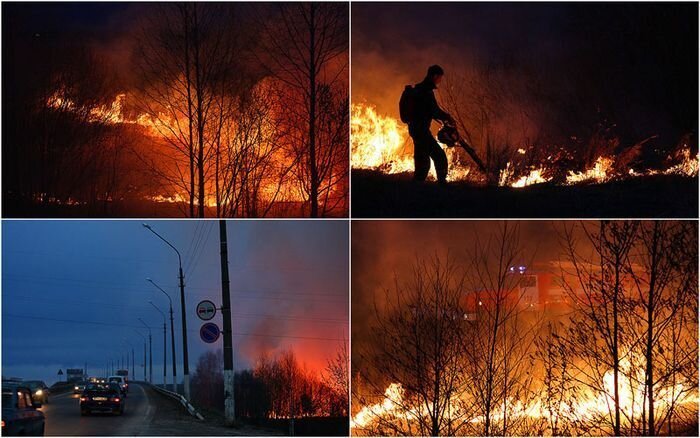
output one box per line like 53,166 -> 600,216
196,300 -> 217,321
200,322 -> 220,344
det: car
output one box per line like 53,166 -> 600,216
80,382 -> 124,416
22,381 -> 49,405
107,376 -> 128,394
73,381 -> 87,394
2,381 -> 46,436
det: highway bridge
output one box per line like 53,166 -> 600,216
39,382 -> 279,436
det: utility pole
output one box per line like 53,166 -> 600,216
135,330 -> 147,381
138,319 -> 153,383
143,223 -> 190,399
178,263 -> 189,399
148,279 -> 178,393
219,220 -> 235,425
149,331 -> 152,383
150,301 -> 168,388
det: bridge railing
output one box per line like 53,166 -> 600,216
145,382 -> 204,420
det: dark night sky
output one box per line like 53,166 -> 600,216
3,2 -> 137,35
352,2 -> 698,143
2,220 -> 348,384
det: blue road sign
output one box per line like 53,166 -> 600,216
200,322 -> 220,344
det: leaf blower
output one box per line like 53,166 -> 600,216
437,123 -> 487,174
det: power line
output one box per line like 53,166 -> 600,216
186,222 -> 214,277
4,275 -> 347,299
183,221 -> 205,274
3,293 -> 347,324
183,221 -> 203,267
4,251 -> 346,274
3,249 -> 173,266
2,313 -> 347,342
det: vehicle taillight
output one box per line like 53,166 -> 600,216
80,397 -> 88,402
112,397 -> 120,402
2,420 -> 5,428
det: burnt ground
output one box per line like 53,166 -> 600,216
351,169 -> 698,218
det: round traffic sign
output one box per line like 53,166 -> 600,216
200,322 -> 220,343
196,300 -> 217,321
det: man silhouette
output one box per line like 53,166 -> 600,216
408,64 -> 454,184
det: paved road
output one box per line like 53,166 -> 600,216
41,383 -> 155,436
39,383 -> 281,436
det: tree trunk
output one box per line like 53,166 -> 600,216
183,5 -> 195,218
645,224 -> 660,436
308,4 -> 319,218
193,5 -> 205,218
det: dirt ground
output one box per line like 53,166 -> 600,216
351,169 -> 698,218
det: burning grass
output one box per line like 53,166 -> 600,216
351,104 -> 698,187
41,89 -> 318,214
352,356 -> 699,436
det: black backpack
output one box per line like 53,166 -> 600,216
399,85 -> 416,124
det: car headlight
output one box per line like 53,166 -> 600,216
35,389 -> 43,395
75,386 -> 79,390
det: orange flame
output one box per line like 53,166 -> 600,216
352,350 -> 698,434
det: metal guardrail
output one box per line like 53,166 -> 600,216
146,382 -> 204,421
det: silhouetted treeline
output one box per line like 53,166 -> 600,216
191,349 -> 348,420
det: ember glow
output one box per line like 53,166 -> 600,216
350,104 -> 698,187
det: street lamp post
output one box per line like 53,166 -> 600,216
147,278 -> 178,393
150,301 -> 168,388
122,340 -> 136,382
134,330 -> 147,382
143,223 -> 190,400
138,318 -> 153,384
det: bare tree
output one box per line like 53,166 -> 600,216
136,3 -> 241,217
532,323 -> 579,436
216,80 -> 292,217
461,222 -> 541,436
324,340 -> 349,417
354,254 -> 469,436
625,221 -> 698,435
256,2 -> 348,217
560,221 -> 639,435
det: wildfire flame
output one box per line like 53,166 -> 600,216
566,156 -> 615,185
351,104 -> 476,182
351,103 -> 698,188
664,146 -> 699,177
351,104 -> 412,174
44,90 -> 313,209
352,351 -> 698,435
